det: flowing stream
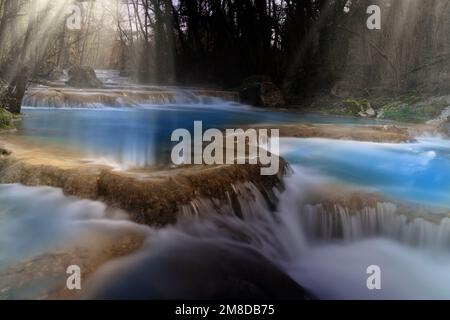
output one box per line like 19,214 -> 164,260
1,70 -> 450,299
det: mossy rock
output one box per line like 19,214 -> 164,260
379,99 -> 447,123
342,98 -> 371,115
67,66 -> 103,88
400,93 -> 421,105
0,108 -> 12,129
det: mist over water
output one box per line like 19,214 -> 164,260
0,184 -> 150,299
288,239 -> 450,300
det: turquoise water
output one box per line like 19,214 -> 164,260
18,106 -> 385,167
0,184 -> 145,273
280,137 -> 450,209
17,104 -> 450,208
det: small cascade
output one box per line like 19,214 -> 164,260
177,182 -> 298,262
23,88 -> 240,109
180,182 -> 278,219
177,167 -> 450,265
299,202 -> 450,249
29,69 -> 240,107
3,164 -> 450,299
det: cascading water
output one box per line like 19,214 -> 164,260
22,88 -> 242,109
299,202 -> 450,249
17,85 -> 387,170
3,134 -> 450,299
23,69 -> 241,109
4,69 -> 450,299
79,163 -> 450,300
80,134 -> 450,299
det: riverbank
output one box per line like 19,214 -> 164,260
254,123 -> 413,143
289,93 -> 450,127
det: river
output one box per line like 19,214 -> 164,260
1,70 -> 450,300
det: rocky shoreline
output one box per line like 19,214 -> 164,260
0,138 -> 287,226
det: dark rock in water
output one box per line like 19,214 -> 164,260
84,237 -> 313,300
240,76 -> 285,107
67,66 -> 103,88
0,147 -> 11,156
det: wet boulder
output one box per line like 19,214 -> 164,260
240,76 -> 285,107
67,66 -> 103,88
84,238 -> 314,300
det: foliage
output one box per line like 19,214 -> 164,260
117,0 -> 350,90
380,99 -> 447,123
342,99 -> 371,115
0,107 -> 12,129
299,92 -> 448,123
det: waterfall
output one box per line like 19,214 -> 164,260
177,182 -> 295,262
22,88 -> 240,109
299,203 -> 450,250
169,167 -> 450,299
80,165 -> 450,299
3,166 -> 449,299
175,167 -> 450,264
24,69 -> 241,109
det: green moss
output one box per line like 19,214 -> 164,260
401,93 -> 421,105
302,98 -> 372,116
298,92 -> 448,123
0,108 -> 12,129
379,99 -> 447,123
342,98 -> 371,115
